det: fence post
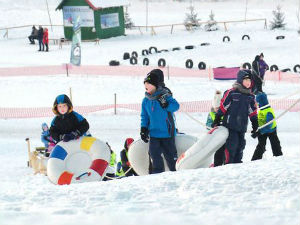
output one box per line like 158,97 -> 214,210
114,93 -> 117,115
167,65 -> 170,80
264,19 -> 267,29
224,22 -> 228,31
171,25 -> 174,34
66,63 -> 69,77
69,87 -> 73,102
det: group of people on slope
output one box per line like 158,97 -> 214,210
28,25 -> 49,52
40,64 -> 282,179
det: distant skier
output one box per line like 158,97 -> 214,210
212,70 -> 258,164
140,69 -> 180,174
252,53 -> 269,94
50,94 -> 90,143
251,92 -> 283,160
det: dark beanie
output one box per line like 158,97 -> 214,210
144,71 -> 159,87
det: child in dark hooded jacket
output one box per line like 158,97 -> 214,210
50,94 -> 89,143
251,92 -> 282,160
212,70 -> 258,164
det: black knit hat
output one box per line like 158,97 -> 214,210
144,71 -> 159,87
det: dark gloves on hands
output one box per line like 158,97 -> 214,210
157,93 -> 169,108
211,114 -> 222,128
140,127 -> 149,143
251,118 -> 259,139
61,130 -> 80,142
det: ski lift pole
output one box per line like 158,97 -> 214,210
25,138 -> 31,167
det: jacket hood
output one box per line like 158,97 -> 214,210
256,92 -> 269,107
52,94 -> 73,115
237,69 -> 252,85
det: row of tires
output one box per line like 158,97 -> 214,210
242,62 -> 300,73
128,57 -> 207,69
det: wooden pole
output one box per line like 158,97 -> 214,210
66,63 -> 69,77
25,138 -> 31,167
167,65 -> 170,80
69,87 -> 73,102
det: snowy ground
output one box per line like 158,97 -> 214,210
0,0 -> 300,225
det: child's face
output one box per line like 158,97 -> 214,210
57,103 -> 68,115
242,78 -> 251,89
42,126 -> 48,131
144,82 -> 156,94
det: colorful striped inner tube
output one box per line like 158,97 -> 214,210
47,137 -> 111,185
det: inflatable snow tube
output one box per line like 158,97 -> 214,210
109,60 -> 120,66
281,68 -> 291,72
185,45 -> 195,49
172,47 -> 181,51
123,52 -> 130,60
185,59 -> 193,69
142,49 -> 149,56
128,134 -> 199,175
149,46 -> 158,54
158,58 -> 166,67
200,42 -> 210,46
176,126 -> 229,170
47,137 -> 111,185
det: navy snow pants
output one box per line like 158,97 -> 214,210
224,129 -> 246,164
149,137 -> 178,174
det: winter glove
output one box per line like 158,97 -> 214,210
211,114 -> 222,128
62,131 -> 80,142
157,93 -> 169,108
251,118 -> 259,139
140,127 -> 149,143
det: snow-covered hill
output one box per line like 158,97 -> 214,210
0,1 -> 299,225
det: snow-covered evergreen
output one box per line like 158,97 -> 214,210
204,10 -> 218,31
184,5 -> 201,31
270,5 -> 286,30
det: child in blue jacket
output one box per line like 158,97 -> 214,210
251,92 -> 282,160
212,70 -> 258,164
140,69 -> 180,174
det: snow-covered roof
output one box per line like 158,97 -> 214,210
56,0 -> 129,10
87,0 -> 129,9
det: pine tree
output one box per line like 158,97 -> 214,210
184,6 -> 201,31
124,7 -> 134,29
270,5 -> 286,30
204,10 -> 218,31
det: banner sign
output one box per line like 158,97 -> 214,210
100,13 -> 119,29
63,6 -> 94,27
70,17 -> 81,66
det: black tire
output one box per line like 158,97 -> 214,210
200,42 -> 210,46
185,45 -> 194,49
143,58 -> 149,66
223,36 -> 230,42
109,60 -> 120,66
242,62 -> 251,70
198,61 -> 206,70
270,65 -> 279,71
123,52 -> 130,60
142,49 -> 149,56
149,46 -> 158,54
293,64 -> 300,73
172,47 -> 180,51
185,59 -> 193,69
160,49 -> 169,52
131,51 -> 138,58
242,35 -> 250,40
158,58 -> 166,67
130,57 -> 137,65
276,35 -> 285,40
281,68 -> 291,72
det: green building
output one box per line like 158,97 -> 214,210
56,0 -> 129,40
